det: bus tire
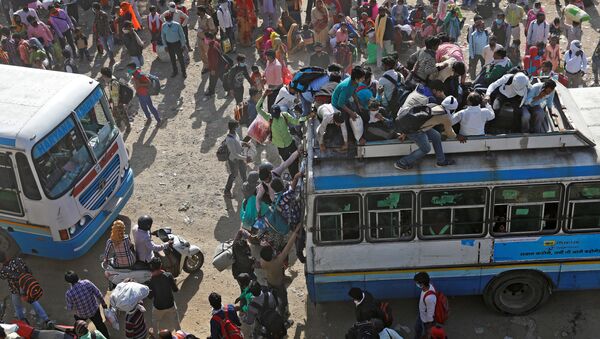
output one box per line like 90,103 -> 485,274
483,270 -> 551,315
0,230 -> 20,259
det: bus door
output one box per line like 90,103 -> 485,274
0,152 -> 24,218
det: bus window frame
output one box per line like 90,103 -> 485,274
418,187 -> 488,240
490,184 -> 563,237
313,194 -> 363,245
565,181 -> 600,233
0,152 -> 24,217
365,191 -> 415,243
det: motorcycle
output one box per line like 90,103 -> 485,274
102,228 -> 204,289
0,296 -> 76,339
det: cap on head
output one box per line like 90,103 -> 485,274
137,215 -> 153,231
441,96 -> 458,112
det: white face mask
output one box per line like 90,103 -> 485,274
353,300 -> 360,305
169,7 -> 176,12
416,283 -> 423,289
122,29 -> 130,33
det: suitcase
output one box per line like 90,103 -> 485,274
212,240 -> 234,272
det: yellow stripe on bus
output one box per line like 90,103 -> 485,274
0,219 -> 51,234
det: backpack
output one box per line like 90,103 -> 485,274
253,293 -> 286,338
378,301 -> 394,328
18,273 -> 43,303
423,289 -> 449,325
234,101 -> 249,125
394,105 -> 432,134
289,66 -> 327,93
348,321 -> 379,339
382,73 -> 404,117
115,80 -> 134,105
146,73 -> 161,96
216,136 -> 231,162
211,308 -> 243,339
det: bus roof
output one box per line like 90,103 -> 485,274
0,65 -> 99,150
308,86 -> 600,192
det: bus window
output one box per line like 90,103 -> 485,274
315,195 -> 361,243
420,188 -> 487,238
366,192 -> 413,241
0,153 -> 23,216
16,153 -> 41,201
567,182 -> 600,231
492,185 -> 561,234
32,116 -> 94,199
76,89 -> 118,159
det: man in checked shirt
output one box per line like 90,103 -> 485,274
64,271 -> 111,338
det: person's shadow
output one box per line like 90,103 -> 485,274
213,197 -> 243,243
130,122 -> 158,177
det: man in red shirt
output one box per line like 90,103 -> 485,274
127,62 -> 161,124
205,32 -> 227,98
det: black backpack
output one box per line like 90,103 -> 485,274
289,66 -> 328,93
115,80 -> 134,105
216,136 -> 231,162
382,73 -> 406,118
254,292 -> 286,339
394,105 -> 433,134
346,321 -> 379,339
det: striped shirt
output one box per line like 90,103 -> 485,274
103,237 -> 136,268
125,308 -> 147,339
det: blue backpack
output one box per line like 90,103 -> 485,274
289,67 -> 328,93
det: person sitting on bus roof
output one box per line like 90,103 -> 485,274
347,288 -> 382,323
317,108 -> 348,152
364,99 -> 399,141
331,66 -> 366,140
520,78 -> 556,133
255,150 -> 301,214
484,72 -> 529,123
475,48 -> 513,87
451,92 -> 495,136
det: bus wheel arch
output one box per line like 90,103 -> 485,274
0,229 -> 20,259
483,269 -> 552,315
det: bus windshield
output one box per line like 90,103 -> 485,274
75,87 -> 118,159
32,116 -> 94,199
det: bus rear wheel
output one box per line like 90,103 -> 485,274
0,230 -> 20,259
484,271 -> 551,315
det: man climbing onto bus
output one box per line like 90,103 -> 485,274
331,66 -> 366,143
317,109 -> 348,152
520,79 -> 556,133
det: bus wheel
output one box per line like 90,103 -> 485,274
484,271 -> 551,315
0,230 -> 20,259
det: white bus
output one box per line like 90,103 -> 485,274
0,66 -> 133,260
303,84 -> 600,314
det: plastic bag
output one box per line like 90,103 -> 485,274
350,117 -> 364,143
109,282 -> 149,313
247,114 -> 271,144
212,241 -> 234,272
564,4 -> 590,22
104,307 -> 119,330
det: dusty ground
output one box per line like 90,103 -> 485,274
3,0 -> 600,338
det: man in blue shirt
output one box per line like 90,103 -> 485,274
521,79 -> 556,133
161,13 -> 187,78
331,66 -> 366,121
468,21 -> 489,81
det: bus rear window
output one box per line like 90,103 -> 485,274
366,192 -> 413,241
315,195 -> 361,243
32,117 -> 94,199
492,184 -> 561,234
567,182 -> 600,231
420,188 -> 487,238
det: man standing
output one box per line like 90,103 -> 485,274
526,12 -> 549,49
491,12 -> 511,48
0,251 -> 51,326
49,5 -> 76,57
205,32 -> 227,97
64,271 -> 110,338
92,2 -> 115,63
100,67 -> 131,133
504,0 -> 524,41
196,6 -> 217,74
414,272 -> 437,339
228,54 -> 253,104
521,79 -> 556,133
121,21 -> 144,67
216,0 -> 236,52
147,257 -> 180,332
161,2 -> 189,49
127,63 -> 162,124
224,120 -> 250,199
563,40 -> 587,88
468,20 -> 488,81
208,292 -> 242,339
161,13 -> 187,78
264,49 -> 283,109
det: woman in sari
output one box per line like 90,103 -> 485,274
256,27 -> 275,63
236,0 -> 257,46
311,0 -> 329,47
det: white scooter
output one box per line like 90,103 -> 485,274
102,228 -> 204,289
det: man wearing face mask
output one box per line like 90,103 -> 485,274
526,12 -> 549,49
161,1 -> 190,50
121,21 -> 144,67
91,2 -> 115,63
414,272 -> 436,339
468,20 -> 489,81
491,12 -> 511,48
227,54 -> 253,104
504,0 -> 524,42
161,12 -> 187,78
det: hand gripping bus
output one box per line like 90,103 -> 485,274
0,66 -> 133,260
303,83 -> 600,315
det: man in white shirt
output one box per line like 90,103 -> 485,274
452,92 -> 495,136
482,36 -> 503,65
563,40 -> 587,88
274,85 -> 298,113
216,0 -> 236,51
526,12 -> 549,48
317,106 -> 348,152
414,272 -> 436,339
484,72 -> 529,112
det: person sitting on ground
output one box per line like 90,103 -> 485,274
103,219 -> 136,268
520,78 -> 556,133
451,92 -> 495,136
317,110 -> 348,152
208,292 -> 242,339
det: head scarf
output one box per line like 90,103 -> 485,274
110,220 -> 126,244
119,2 -> 141,29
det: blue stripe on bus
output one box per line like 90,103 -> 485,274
74,87 -> 103,119
307,261 -> 600,302
0,137 -> 16,147
314,165 -> 600,190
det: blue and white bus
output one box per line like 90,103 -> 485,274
303,85 -> 600,314
0,66 -> 133,260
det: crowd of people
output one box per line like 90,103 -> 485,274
0,0 -> 599,336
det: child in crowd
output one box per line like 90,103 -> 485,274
74,27 -> 91,61
507,39 -> 522,67
250,65 -> 264,90
147,5 -> 162,53
544,35 -> 561,71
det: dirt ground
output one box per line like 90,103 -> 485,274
3,0 -> 600,338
